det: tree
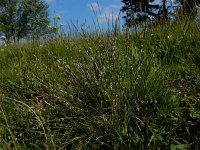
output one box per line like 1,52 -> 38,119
121,0 -> 200,27
0,0 -> 50,43
178,0 -> 200,20
121,0 -> 162,26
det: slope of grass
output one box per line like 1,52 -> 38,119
0,20 -> 200,149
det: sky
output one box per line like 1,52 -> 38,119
43,0 -> 182,30
44,0 -> 123,30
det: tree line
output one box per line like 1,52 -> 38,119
120,0 -> 200,27
0,0 -> 49,44
0,0 -> 199,44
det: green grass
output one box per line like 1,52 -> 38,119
0,19 -> 200,149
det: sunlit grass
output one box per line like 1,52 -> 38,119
0,19 -> 200,149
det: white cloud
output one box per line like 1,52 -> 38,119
97,9 -> 119,23
97,4 -> 122,24
87,2 -> 101,11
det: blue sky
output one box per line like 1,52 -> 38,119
44,0 -> 123,29
43,0 -> 180,30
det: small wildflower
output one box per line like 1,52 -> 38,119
167,35 -> 172,39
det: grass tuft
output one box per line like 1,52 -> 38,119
0,19 -> 200,149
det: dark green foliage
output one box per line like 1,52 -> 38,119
121,0 -> 168,26
178,0 -> 200,19
121,0 -> 200,27
0,0 -> 49,43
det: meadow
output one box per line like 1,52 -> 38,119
0,19 -> 200,149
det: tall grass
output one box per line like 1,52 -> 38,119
0,18 -> 200,149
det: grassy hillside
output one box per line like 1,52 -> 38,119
0,20 -> 200,149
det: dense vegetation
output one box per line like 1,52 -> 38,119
121,0 -> 200,26
0,19 -> 200,149
0,0 -> 49,44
